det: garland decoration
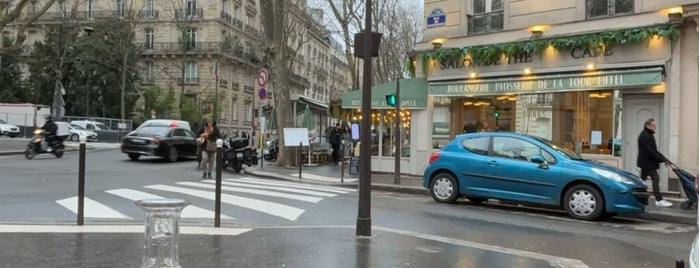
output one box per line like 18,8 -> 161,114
406,23 -> 679,77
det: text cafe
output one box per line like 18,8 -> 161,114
420,35 -> 673,177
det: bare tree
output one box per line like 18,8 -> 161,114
0,0 -> 57,55
260,0 -> 315,167
325,0 -> 363,87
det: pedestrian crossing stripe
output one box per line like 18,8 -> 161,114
56,197 -> 132,219
144,184 -> 304,221
289,173 -> 359,183
105,189 -> 234,220
0,224 -> 252,236
199,179 -> 339,197
176,181 -> 323,203
234,177 -> 356,194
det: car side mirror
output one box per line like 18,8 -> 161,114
531,155 -> 549,169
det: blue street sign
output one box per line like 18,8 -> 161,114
427,8 -> 446,28
259,87 -> 266,99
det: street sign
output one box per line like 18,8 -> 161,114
259,87 -> 267,99
256,69 -> 268,87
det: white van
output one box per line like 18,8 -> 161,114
70,120 -> 111,131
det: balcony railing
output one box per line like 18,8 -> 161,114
179,77 -> 200,84
290,74 -> 310,87
219,11 -> 244,30
138,10 -> 159,20
219,79 -> 228,87
243,85 -> 254,93
244,25 -> 258,36
175,8 -> 204,19
468,10 -> 503,35
232,82 -> 240,89
137,42 -> 260,66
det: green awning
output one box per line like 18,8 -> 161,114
429,67 -> 664,96
341,78 -> 428,109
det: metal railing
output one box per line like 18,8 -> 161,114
468,10 -> 504,35
175,8 -> 204,19
138,10 -> 159,20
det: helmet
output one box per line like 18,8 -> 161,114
43,114 -> 53,120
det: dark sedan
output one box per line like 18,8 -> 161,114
121,126 -> 197,162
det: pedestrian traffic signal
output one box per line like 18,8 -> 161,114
386,94 -> 397,107
494,111 -> 500,118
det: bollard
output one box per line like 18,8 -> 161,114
77,134 -> 86,226
340,141 -> 345,183
136,199 -> 190,268
676,259 -> 685,268
299,141 -> 303,179
215,139 -> 223,228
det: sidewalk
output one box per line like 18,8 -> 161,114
245,162 -> 698,225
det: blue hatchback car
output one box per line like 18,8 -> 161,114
422,132 -> 650,221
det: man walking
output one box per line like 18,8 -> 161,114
637,118 -> 672,208
329,123 -> 342,165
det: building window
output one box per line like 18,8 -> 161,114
87,0 -> 94,19
144,0 -> 154,16
245,15 -> 253,27
244,100 -> 253,122
234,6 -> 241,18
58,1 -> 67,17
186,0 -> 197,16
231,97 -> 238,122
587,0 -> 634,18
144,61 -> 153,82
184,61 -> 198,83
244,72 -> 254,92
231,69 -> 239,89
145,29 -> 154,49
116,0 -> 124,17
222,0 -> 229,13
184,28 -> 196,49
468,0 -> 503,35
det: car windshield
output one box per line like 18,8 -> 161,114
94,122 -> 110,130
530,136 -> 584,160
132,126 -> 170,137
70,124 -> 86,130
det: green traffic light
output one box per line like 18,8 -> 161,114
494,111 -> 500,118
386,94 -> 396,107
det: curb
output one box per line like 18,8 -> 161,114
245,169 -> 696,225
0,147 -> 94,156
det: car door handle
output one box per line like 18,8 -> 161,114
488,160 -> 499,166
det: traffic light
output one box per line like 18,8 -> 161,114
494,111 -> 500,118
385,94 -> 397,107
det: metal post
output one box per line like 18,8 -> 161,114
357,0 -> 373,237
299,141 -> 303,179
394,77 -> 401,184
215,139 -> 223,227
340,140 -> 345,183
77,135 -> 86,225
676,259 -> 685,268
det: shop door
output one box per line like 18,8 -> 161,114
622,95 -> 662,174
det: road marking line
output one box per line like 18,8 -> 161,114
289,173 -> 358,183
55,197 -> 132,219
200,179 -> 337,197
0,224 -> 251,236
105,188 -> 234,220
176,182 -> 323,203
144,184 -> 304,221
234,177 -> 355,194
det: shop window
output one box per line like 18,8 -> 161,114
587,0 -> 634,19
468,0 -> 503,35
368,110 -> 411,157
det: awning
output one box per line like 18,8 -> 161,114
341,78 -> 428,109
428,67 -> 664,96
291,95 -> 328,113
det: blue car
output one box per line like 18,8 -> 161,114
422,132 -> 650,221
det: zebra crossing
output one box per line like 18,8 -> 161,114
55,177 -> 356,222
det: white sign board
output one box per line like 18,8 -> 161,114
118,123 -> 128,129
590,131 -> 602,145
283,128 -> 309,147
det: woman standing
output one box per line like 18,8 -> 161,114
199,118 -> 220,179
341,125 -> 353,163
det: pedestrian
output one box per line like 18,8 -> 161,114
200,118 -> 220,179
341,125 -> 353,164
195,118 -> 207,169
329,123 -> 342,165
463,121 -> 477,133
637,118 -> 673,208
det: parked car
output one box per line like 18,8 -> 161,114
70,120 -> 111,131
55,122 -> 98,142
0,119 -> 20,137
422,132 -> 650,221
121,125 -> 197,162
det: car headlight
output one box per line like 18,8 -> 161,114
591,167 -> 634,185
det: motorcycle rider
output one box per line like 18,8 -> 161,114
41,114 -> 58,151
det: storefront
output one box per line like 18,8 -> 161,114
341,78 -> 428,175
415,25 -> 679,180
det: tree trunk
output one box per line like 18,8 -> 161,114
120,50 -> 129,120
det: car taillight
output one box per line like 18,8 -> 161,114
428,152 -> 441,164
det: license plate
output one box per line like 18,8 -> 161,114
130,138 -> 147,144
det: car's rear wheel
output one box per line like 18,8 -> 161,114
70,134 -> 79,142
429,172 -> 459,203
128,153 -> 140,161
564,184 -> 604,221
167,147 -> 178,162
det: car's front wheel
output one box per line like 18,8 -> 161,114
167,147 -> 179,162
70,134 -> 79,142
429,172 -> 459,203
564,184 -> 604,221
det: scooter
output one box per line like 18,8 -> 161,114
263,139 -> 278,161
222,132 -> 258,172
25,129 -> 65,159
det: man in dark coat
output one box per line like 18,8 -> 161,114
329,123 -> 342,164
637,118 -> 672,208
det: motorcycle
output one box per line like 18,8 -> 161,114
25,129 -> 65,159
263,138 -> 278,161
222,132 -> 259,172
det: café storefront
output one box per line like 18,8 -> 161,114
419,33 -> 675,179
